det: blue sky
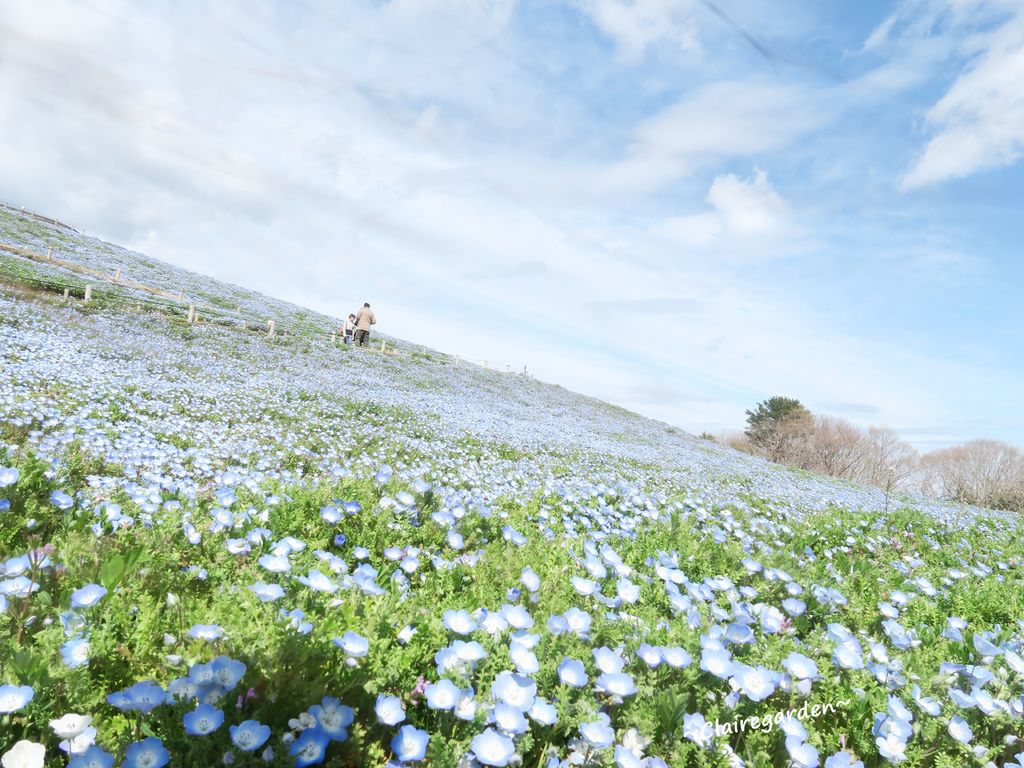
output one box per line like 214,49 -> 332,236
1,0 -> 1022,450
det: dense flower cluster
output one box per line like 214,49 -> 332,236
2,216 -> 1024,767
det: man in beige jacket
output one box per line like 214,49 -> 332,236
353,302 -> 376,346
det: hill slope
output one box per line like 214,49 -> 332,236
1,208 -> 1023,768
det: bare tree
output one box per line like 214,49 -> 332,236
920,440 -> 1024,510
807,415 -> 867,479
859,426 -> 918,490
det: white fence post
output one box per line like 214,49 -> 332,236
267,320 -> 276,338
84,285 -> 93,302
188,304 -> 196,323
46,247 -> 53,262
62,288 -> 69,300
114,268 -> 122,282
178,290 -> 185,302
454,355 -> 460,367
380,340 -> 387,353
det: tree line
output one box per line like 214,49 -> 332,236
708,396 -> 1024,512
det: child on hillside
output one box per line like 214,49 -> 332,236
341,313 -> 356,345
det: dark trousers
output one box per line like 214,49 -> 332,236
354,329 -> 370,346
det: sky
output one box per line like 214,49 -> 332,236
1,0 -> 1022,451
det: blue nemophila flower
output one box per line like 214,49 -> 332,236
783,652 -> 819,681
528,698 -> 558,726
299,569 -> 337,593
375,694 -> 406,726
230,720 -> 271,751
61,638 -> 90,668
731,664 -> 779,702
948,716 -> 973,744
188,624 -> 224,641
824,752 -> 864,768
333,631 -> 369,658
289,728 -> 330,767
183,703 -> 224,735
683,713 -> 713,748
309,697 -> 354,741
443,609 -> 478,635
786,737 -> 819,768
491,672 -> 536,710
425,679 -> 461,710
0,684 -> 33,713
258,554 -> 291,573
391,725 -> 429,762
579,713 -> 615,749
492,702 -> 529,734
107,681 -> 166,713
51,490 -> 74,509
122,737 -> 169,768
0,467 -> 19,487
593,646 -> 626,674
595,672 -> 637,697
700,646 -> 735,679
470,728 -> 516,767
558,658 -> 588,687
70,583 -> 107,609
210,656 -> 246,689
68,745 -> 115,768
662,646 -> 692,669
248,582 -> 284,602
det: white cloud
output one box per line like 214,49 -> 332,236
575,0 -> 700,59
897,4 -> 1024,188
655,168 -> 794,250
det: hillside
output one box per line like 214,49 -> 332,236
2,208 -> 1023,768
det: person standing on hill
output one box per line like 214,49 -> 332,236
353,302 -> 376,346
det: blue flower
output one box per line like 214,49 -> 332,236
51,490 -> 74,509
443,609 -> 478,635
289,727 -> 330,767
187,624 -> 224,641
470,728 -> 516,767
122,737 -> 169,768
492,702 -> 529,734
230,720 -> 271,751
106,681 -> 165,713
0,684 -> 33,713
183,703 -> 224,735
0,466 -> 19,487
211,656 -> 247,689
579,713 -> 615,749
61,638 -> 90,668
425,679 -> 460,710
70,583 -> 107,609
375,694 -> 406,726
333,631 -> 369,658
248,582 -> 284,602
68,745 -> 115,768
558,658 -> 588,687
948,716 -> 973,744
309,697 -> 354,741
391,724 -> 429,762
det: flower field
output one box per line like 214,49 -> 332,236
2,210 -> 1024,767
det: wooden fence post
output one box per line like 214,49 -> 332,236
62,288 -> 69,300
84,285 -> 92,302
380,340 -> 387,353
114,268 -> 122,282
188,304 -> 196,323
46,247 -> 53,262
267,320 -> 276,338
178,290 -> 185,302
